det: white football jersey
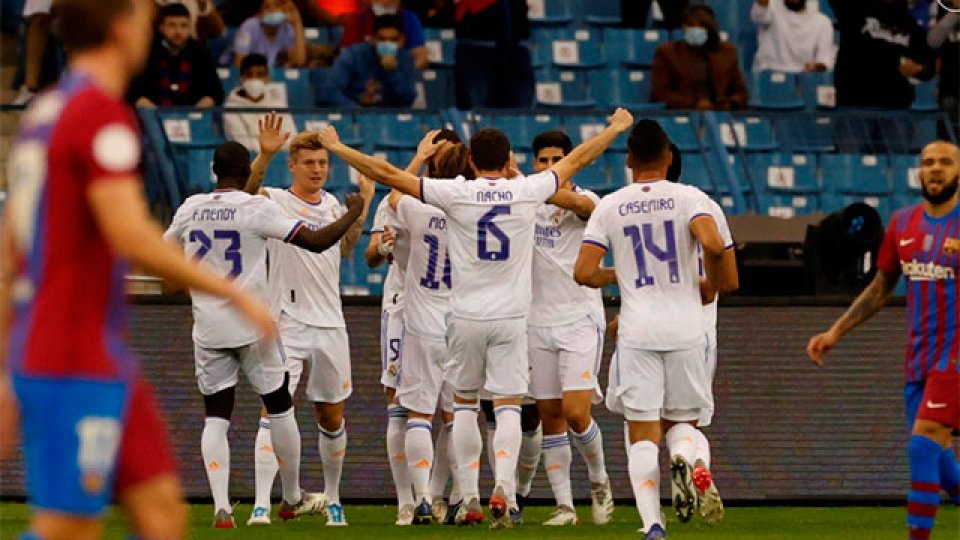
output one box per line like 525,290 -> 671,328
372,197 -> 409,310
421,171 -> 558,320
583,180 -> 714,351
164,190 -> 303,349
394,195 -> 451,338
699,198 -> 734,347
264,187 -> 346,328
529,186 -> 605,327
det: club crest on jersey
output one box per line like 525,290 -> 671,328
551,209 -> 563,226
943,238 -> 960,255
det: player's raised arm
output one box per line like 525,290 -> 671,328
88,179 -> 277,339
690,214 -> 729,300
550,108 -> 635,188
315,126 -> 422,198
289,192 -> 366,254
339,176 -> 375,259
245,112 -> 291,196
548,189 -> 596,220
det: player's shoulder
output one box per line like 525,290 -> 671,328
890,203 -> 922,224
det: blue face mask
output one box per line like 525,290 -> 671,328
683,26 -> 708,47
261,11 -> 287,26
376,41 -> 399,57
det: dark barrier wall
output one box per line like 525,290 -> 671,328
2,304 -> 953,501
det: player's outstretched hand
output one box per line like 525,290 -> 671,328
258,111 -> 291,156
344,192 -> 365,216
608,108 -> 635,133
357,175 -> 375,200
415,129 -> 446,160
315,125 -> 341,149
0,376 -> 19,459
229,291 -> 277,341
806,330 -> 838,367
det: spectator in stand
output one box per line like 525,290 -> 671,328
405,0 -> 455,27
929,0 -> 960,134
341,0 -> 429,69
224,54 -> 298,152
155,0 -> 226,41
233,0 -> 308,68
326,14 -> 418,107
829,0 -> 936,108
130,3 -> 224,108
13,0 -> 56,105
752,0 -> 836,73
621,0 -> 689,29
454,0 -> 534,109
651,3 -> 749,110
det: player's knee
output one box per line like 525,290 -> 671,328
202,387 -> 235,420
260,375 -> 293,415
562,402 -> 591,432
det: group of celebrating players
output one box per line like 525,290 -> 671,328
2,2 -> 960,540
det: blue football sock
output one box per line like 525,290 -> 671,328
940,448 -> 960,504
907,435 -> 943,540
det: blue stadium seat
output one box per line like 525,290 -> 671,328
527,0 -> 573,25
424,28 -> 456,67
326,158 -> 356,191
207,27 -> 236,67
159,110 -> 222,146
780,115 -> 836,153
547,29 -> 604,69
820,193 -> 894,222
340,248 -> 371,296
678,152 -> 715,193
657,114 -> 700,152
719,114 -> 779,151
564,114 -> 626,150
910,118 -> 939,152
602,151 -> 630,190
575,0 -> 621,26
799,71 -> 836,112
889,154 -> 921,194
419,68 -> 455,109
756,193 -> 820,217
604,28 -> 669,68
370,112 -> 441,149
513,150 -> 534,172
475,113 -> 559,149
271,68 -> 313,108
747,152 -> 819,193
573,156 -> 612,192
263,151 -> 291,188
911,77 -> 939,112
217,67 -> 239,94
303,26 -> 343,46
182,148 -> 217,193
587,69 -> 664,110
535,70 -> 595,108
820,153 -> 892,195
749,71 -> 804,110
705,151 -> 749,194
294,112 -> 361,146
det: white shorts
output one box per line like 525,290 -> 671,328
279,313 -> 352,404
23,0 -> 52,16
194,338 -> 288,397
699,339 -> 718,427
380,307 -> 405,388
396,332 -> 454,415
606,345 -> 711,423
447,316 -> 529,398
528,316 -> 604,403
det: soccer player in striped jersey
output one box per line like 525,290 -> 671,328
315,108 -> 635,528
808,141 -> 960,540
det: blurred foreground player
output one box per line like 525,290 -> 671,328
0,1 -> 276,539
808,140 -> 960,540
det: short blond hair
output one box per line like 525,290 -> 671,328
289,132 -> 325,159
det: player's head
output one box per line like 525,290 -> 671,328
665,143 -> 682,182
55,0 -> 155,77
531,130 -> 573,174
158,3 -> 191,50
239,54 -> 270,99
919,140 -> 960,206
426,128 -> 463,177
469,128 -> 512,176
212,142 -> 252,190
288,132 -> 330,193
626,119 -> 673,179
432,143 -> 475,180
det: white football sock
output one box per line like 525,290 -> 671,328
492,405 -> 522,500
542,432 -> 574,509
665,423 -> 698,466
517,424 -> 542,497
318,419 -> 347,505
404,418 -> 434,502
201,417 -> 231,513
429,420 -> 450,500
452,405 -> 482,502
268,408 -> 302,505
629,440 -> 662,533
387,405 -> 414,508
444,422 -> 462,503
692,428 -> 711,469
571,418 -> 608,484
253,418 -> 278,509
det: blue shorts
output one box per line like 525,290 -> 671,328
904,380 -> 926,431
14,375 -> 129,516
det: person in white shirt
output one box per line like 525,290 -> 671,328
314,107 -> 635,528
242,121 -> 375,527
526,130 -> 613,527
223,53 -> 297,152
574,119 -> 728,540
751,0 -> 836,73
163,140 -> 362,528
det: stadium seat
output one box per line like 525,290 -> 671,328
587,69 -> 664,110
910,77 -> 939,112
340,248 -> 371,296
272,68 -> 313,108
310,67 -> 341,107
159,110 -> 222,146
820,153 -> 892,195
424,28 -> 456,67
475,112 -> 558,149
535,70 -> 595,108
263,151 -> 291,188
527,0 -> 573,25
602,151 -> 630,189
889,154 -> 921,193
657,114 -> 700,152
756,193 -> 820,218
909,117 -> 939,152
678,151 -> 715,193
217,67 -> 239,94
705,151 -> 749,194
564,114 -> 627,150
327,158 -> 356,191
547,29 -> 604,69
820,193 -> 894,223
295,112 -> 361,146
603,28 -> 668,68
718,114 -> 779,151
746,152 -> 819,193
573,155 -> 613,192
419,68 -> 455,109
779,115 -> 836,153
749,71 -> 804,110
799,71 -> 836,111
304,26 -> 344,46
575,0 -> 621,26
367,112 -> 441,150
182,147 -> 217,193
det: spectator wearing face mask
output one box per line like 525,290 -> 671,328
326,14 -> 418,107
224,53 -> 298,152
752,0 -> 836,73
233,0 -> 308,68
341,0 -> 429,69
651,3 -> 749,110
129,3 -> 224,108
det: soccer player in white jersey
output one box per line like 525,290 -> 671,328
574,120 -> 728,540
240,127 -> 374,527
315,107 -> 635,528
526,130 -> 613,527
164,141 -> 363,527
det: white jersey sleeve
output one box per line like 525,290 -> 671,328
421,175 -> 469,214
249,197 -> 305,241
528,169 -> 560,202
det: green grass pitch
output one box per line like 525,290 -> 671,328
1,503 -> 958,539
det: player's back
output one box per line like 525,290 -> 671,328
421,171 -> 558,320
395,196 -> 451,338
7,74 -> 143,380
586,181 -> 711,351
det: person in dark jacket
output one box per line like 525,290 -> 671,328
830,0 -> 936,108
327,14 -> 418,107
130,3 -> 224,107
929,1 -> 960,136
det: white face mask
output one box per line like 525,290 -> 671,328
371,3 -> 398,16
242,79 -> 266,99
